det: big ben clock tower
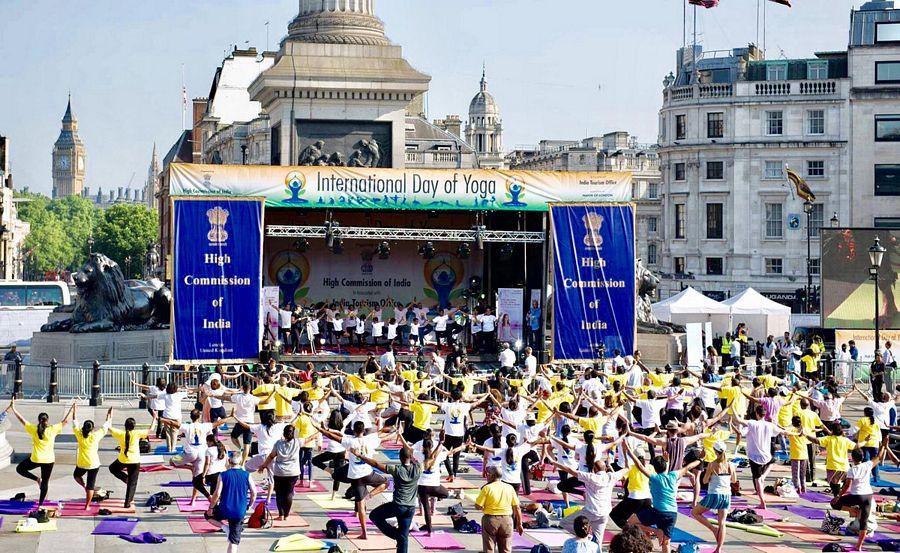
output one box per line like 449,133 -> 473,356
52,95 -> 86,198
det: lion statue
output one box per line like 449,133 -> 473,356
636,258 -> 684,335
41,253 -> 171,333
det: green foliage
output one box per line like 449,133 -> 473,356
93,203 -> 159,279
14,192 -> 158,278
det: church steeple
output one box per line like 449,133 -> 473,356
52,94 -> 86,198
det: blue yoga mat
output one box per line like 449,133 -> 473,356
153,445 -> 183,455
382,450 -> 401,460
881,465 -> 900,473
670,527 -> 706,544
871,478 -> 898,488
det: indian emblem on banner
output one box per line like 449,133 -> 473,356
206,206 -> 229,244
583,212 -> 604,249
284,171 -> 309,204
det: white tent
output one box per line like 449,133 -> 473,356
651,286 -> 730,326
710,287 -> 792,340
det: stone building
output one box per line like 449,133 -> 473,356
51,96 -> 86,199
465,69 -> 504,168
0,136 -> 30,280
144,143 -> 160,208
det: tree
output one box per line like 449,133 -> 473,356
47,195 -> 99,264
93,203 -> 159,279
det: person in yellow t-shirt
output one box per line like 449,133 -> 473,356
109,417 -> 150,508
9,398 -> 72,506
72,404 -> 113,510
402,396 -> 439,443
274,377 -> 301,422
787,415 -> 811,494
855,407 -> 884,481
809,425 -> 857,496
293,401 -> 319,486
609,446 -> 655,529
250,374 -> 278,412
474,466 -> 524,545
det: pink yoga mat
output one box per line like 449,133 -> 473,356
349,532 -> 397,551
295,480 -> 327,493
412,531 -> 465,550
175,497 -> 211,513
512,533 -> 536,550
187,517 -> 221,534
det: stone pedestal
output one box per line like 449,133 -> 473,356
30,329 -> 170,366
0,418 -> 12,470
636,332 -> 685,366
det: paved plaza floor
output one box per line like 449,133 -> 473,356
0,399 -> 896,552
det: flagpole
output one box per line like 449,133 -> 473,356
181,63 -> 186,131
756,0 -> 760,48
683,0 -> 687,49
763,0 -> 767,56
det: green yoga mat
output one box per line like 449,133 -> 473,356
710,520 -> 784,537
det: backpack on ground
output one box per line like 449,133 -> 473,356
529,545 -> 550,553
819,511 -> 845,535
145,491 -> 172,508
139,438 -> 151,454
324,518 -> 348,538
248,501 -> 273,529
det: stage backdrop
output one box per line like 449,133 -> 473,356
264,238 -> 481,313
550,204 -> 635,362
496,288 -> 524,344
169,163 -> 632,212
171,197 -> 264,363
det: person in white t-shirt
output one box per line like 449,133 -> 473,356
498,342 -> 516,368
160,408 -> 228,505
236,411 -> 286,503
549,456 -> 626,548
735,404 -> 789,510
227,381 -> 269,463
833,447 -> 888,551
197,434 -> 228,502
432,309 -> 450,348
478,308 -> 498,353
409,318 -> 420,346
134,380 -> 187,453
371,317 -> 385,347
523,348 -> 538,379
439,389 -> 474,480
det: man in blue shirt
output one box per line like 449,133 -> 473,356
206,452 -> 257,553
623,441 -> 700,553
526,300 -> 541,350
849,340 -> 859,361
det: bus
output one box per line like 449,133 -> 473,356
0,282 -> 72,347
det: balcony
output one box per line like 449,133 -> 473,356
699,84 -> 733,99
406,151 -> 460,166
754,82 -> 791,96
752,80 -> 839,97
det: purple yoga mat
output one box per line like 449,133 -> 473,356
512,533 -> 535,550
160,481 -> 193,488
92,517 -> 140,536
413,531 -> 465,550
800,491 -> 833,503
783,505 -> 826,519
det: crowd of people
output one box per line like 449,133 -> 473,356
3,337 -> 899,553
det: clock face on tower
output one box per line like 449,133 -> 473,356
57,155 -> 70,170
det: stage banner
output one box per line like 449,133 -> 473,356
550,204 -> 635,361
496,288 -> 524,344
169,163 -> 631,212
172,197 -> 265,363
262,286 -> 280,343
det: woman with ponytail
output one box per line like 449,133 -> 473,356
109,415 -> 150,508
855,406 -> 882,481
9,398 -> 72,506
473,433 -> 530,492
192,434 -> 228,501
72,404 -> 113,509
548,424 -> 584,507
311,409 -> 347,500
414,432 -> 465,535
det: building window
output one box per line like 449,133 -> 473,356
807,110 -> 825,135
808,203 -> 824,237
707,112 -> 724,138
875,61 -> 900,84
676,114 -> 687,140
706,161 -> 724,180
767,63 -> 787,81
807,160 -> 825,178
706,203 -> 724,239
648,217 -> 658,233
764,160 -> 784,179
807,61 -> 828,80
766,111 -> 784,135
647,244 -> 658,265
647,182 -> 659,199
674,163 -> 686,181
876,22 -> 900,44
675,204 -> 686,239
874,217 -> 900,228
875,164 -> 900,196
674,256 -> 686,274
809,258 -> 821,276
875,115 -> 900,141
765,258 -> 783,275
765,203 -> 783,239
706,257 -> 724,275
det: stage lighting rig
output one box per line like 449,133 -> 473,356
472,225 -> 486,249
418,241 -> 435,259
456,242 -> 471,259
293,238 -> 310,252
330,229 -> 344,254
324,219 -> 340,249
376,241 -> 391,260
499,243 -> 514,261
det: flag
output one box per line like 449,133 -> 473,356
769,0 -> 792,6
688,0 -> 719,7
786,168 -> 816,202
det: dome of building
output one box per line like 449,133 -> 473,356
288,0 -> 390,45
469,70 -> 499,116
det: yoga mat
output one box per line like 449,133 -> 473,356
711,520 -> 784,537
273,514 -> 310,529
381,440 -> 402,450
783,505 -> 827,519
381,450 -> 401,460
326,511 -> 373,527
349,532 -> 396,551
882,523 -> 900,533
525,489 -> 564,502
140,454 -> 167,464
670,527 -> 705,543
870,479 -> 898,488
139,463 -> 174,473
882,465 -> 900,473
153,445 -> 183,455
273,533 -> 328,552
753,546 -> 805,553
15,518 -> 57,533
799,491 -> 833,503
468,459 -> 484,472
512,533 -> 536,550
175,497 -> 211,513
761,493 -> 797,504
295,480 -> 327,493
59,500 -> 135,517
161,481 -> 194,488
308,494 -> 355,510
443,479 -> 476,490
93,517 -> 140,536
413,531 -> 465,550
187,517 -> 221,534
523,529 -> 574,548
413,513 -> 453,528
768,522 -> 839,542
0,500 -> 42,515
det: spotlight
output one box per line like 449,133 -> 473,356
376,241 -> 391,260
331,230 -> 344,254
499,243 -> 514,261
456,242 -> 471,259
418,241 -> 435,259
514,339 -> 523,351
324,220 -> 339,249
468,276 -> 482,293
293,238 -> 310,252
472,225 -> 485,250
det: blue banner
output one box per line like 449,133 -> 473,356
551,204 -> 635,361
172,197 -> 264,363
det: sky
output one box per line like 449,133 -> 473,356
0,0 -> 863,196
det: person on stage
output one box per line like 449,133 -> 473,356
8,398 -> 72,506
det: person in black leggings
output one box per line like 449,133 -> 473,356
311,411 -> 348,496
9,400 -> 71,506
109,417 -> 147,508
260,425 -> 301,520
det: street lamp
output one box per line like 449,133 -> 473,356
830,212 -> 839,228
803,200 -> 814,314
87,234 -> 94,255
124,255 -> 132,278
869,237 -> 886,355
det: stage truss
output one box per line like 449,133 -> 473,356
266,225 -> 545,243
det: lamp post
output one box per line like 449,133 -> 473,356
869,237 -> 886,355
803,200 -> 814,314
124,255 -> 132,278
87,234 -> 94,255
830,212 -> 839,228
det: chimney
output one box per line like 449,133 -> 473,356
109,190 -> 114,203
192,98 -> 209,164
118,187 -> 123,200
125,189 -> 131,200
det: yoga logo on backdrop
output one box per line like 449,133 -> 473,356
284,171 -> 309,204
501,178 -> 527,207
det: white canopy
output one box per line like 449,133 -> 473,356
651,286 -> 730,326
710,287 -> 792,339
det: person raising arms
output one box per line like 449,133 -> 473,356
109,414 -> 151,509
71,404 -> 113,510
8,398 -> 73,506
